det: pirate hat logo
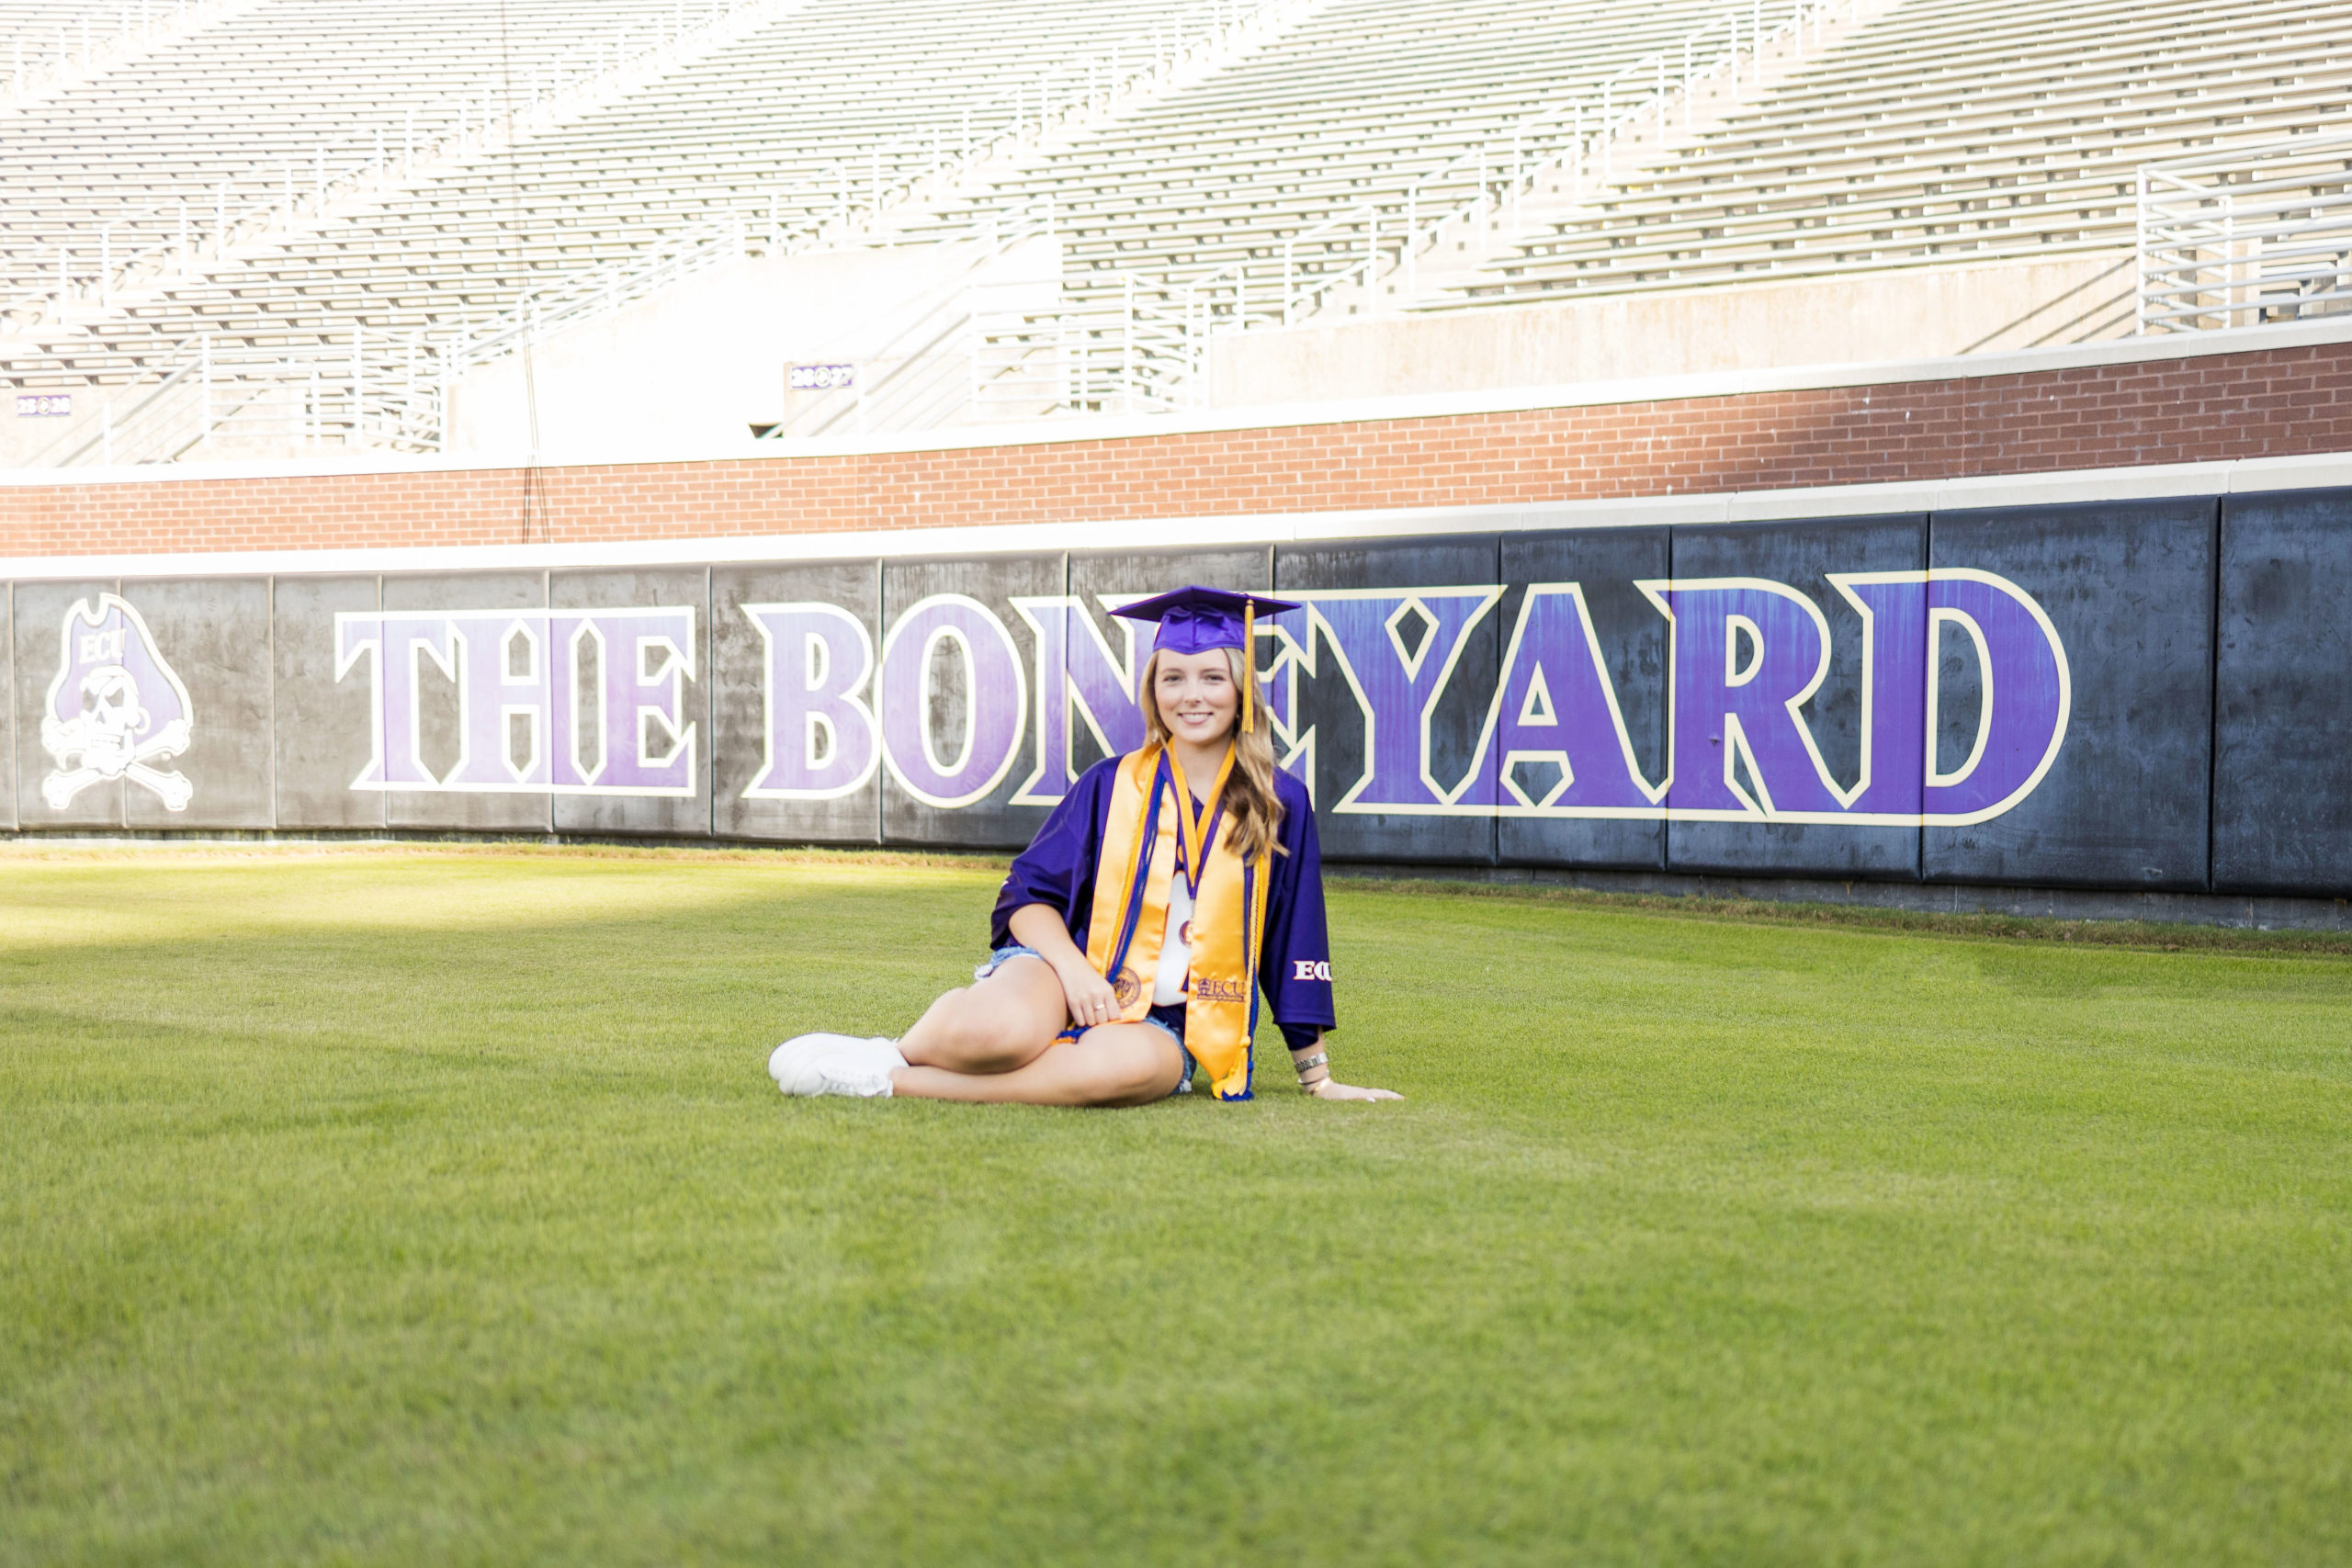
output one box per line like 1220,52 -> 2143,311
40,593 -> 195,811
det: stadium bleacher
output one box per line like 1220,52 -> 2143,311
4,0 -> 1246,371
2,0 -> 700,313
899,0 -> 1754,309
1436,0 -> 2352,305
5,0 -> 2351,463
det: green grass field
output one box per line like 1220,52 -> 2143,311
4,845 -> 2349,1566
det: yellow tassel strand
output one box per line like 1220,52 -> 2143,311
1241,601 -> 1255,734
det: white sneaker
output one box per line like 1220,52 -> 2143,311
768,1033 -> 905,1098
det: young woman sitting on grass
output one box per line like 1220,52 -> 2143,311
769,586 -> 1399,1108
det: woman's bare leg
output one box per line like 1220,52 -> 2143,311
891,1022 -> 1188,1107
897,954 -> 1069,1075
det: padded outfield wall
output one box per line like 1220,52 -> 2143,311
9,323 -> 2352,922
6,483 -> 2350,922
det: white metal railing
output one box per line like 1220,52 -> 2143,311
763,231 -> 1061,438
2,0 -> 790,333
2138,131 -> 2352,333
24,331 -> 447,467
969,272 -> 1206,418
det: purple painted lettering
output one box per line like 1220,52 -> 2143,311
1011,597 -> 1147,806
1295,590 -> 1501,811
742,603 -> 877,799
1461,585 -> 1661,812
1922,571 -> 2071,823
879,594 -> 1028,809
1653,580 -> 1849,817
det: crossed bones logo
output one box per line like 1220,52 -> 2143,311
40,594 -> 195,811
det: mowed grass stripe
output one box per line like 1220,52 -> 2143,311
2,849 -> 2347,1566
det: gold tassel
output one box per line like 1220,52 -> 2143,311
1241,601 -> 1255,733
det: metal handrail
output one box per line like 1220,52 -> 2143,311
32,328 -> 448,467
38,338 -> 206,468
767,252 -> 1029,438
2136,131 -> 2352,333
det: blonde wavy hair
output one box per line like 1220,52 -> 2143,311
1138,646 -> 1286,863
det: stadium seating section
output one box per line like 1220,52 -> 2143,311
899,0 -> 1745,306
3,0 -> 2347,449
1442,0 -> 2352,305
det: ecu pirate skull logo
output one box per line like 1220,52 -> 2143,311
40,594 -> 195,811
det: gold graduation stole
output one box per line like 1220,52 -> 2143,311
1081,742 -> 1272,1100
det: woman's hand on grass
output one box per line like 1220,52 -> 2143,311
1307,1078 -> 1401,1102
1057,960 -> 1122,1031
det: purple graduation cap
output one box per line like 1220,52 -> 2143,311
1113,585 -> 1298,732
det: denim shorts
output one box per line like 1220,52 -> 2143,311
977,944 -> 1195,1094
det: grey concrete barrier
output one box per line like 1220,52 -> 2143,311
275,575 -> 386,831
6,491 -> 2346,901
1,582 -> 15,835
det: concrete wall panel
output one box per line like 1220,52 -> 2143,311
273,575 -> 386,830
550,568 -> 712,838
713,559 -> 882,845
2212,489 -> 2352,895
1497,527 -> 1670,870
379,572 -> 552,833
122,577 -> 275,829
1666,515 -> 1927,878
451,241 -> 1058,459
1209,255 -> 2132,407
1274,535 -> 1500,865
1925,499 -> 2216,889
880,554 -> 1063,849
13,578 -> 123,830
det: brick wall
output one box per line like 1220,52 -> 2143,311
6,339 -> 2350,558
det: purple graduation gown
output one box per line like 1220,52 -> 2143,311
989,757 -> 1337,1051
